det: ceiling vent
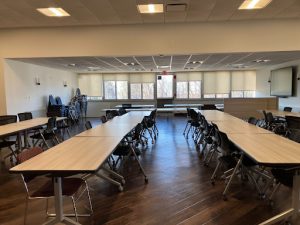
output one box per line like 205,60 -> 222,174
166,4 -> 187,12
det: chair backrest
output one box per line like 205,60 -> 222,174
288,129 -> 300,143
17,147 -> 44,183
211,123 -> 221,147
55,96 -> 63,105
85,121 -> 92,130
0,115 -> 17,125
286,116 -> 300,129
283,107 -> 292,112
247,117 -> 258,125
100,116 -> 107,124
122,103 -> 132,109
200,104 -> 217,110
45,117 -> 57,132
48,95 -> 57,106
266,112 -> 274,124
18,112 -> 33,121
119,108 -> 127,116
189,109 -> 199,121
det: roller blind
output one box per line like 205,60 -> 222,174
176,72 -> 202,81
78,74 -> 103,96
129,73 -> 155,83
203,72 -> 216,94
231,71 -> 256,91
203,71 -> 230,94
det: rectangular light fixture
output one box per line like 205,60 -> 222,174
137,4 -> 164,14
37,8 -> 70,17
239,0 -> 272,10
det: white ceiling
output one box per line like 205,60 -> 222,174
13,51 -> 300,73
0,0 -> 300,28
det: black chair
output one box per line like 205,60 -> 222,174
118,108 -> 127,116
0,115 -> 18,164
16,147 -> 93,224
142,110 -> 158,144
183,108 -> 192,136
106,110 -> 119,120
200,104 -> 217,110
248,117 -> 258,125
85,121 -> 92,130
18,112 -> 33,121
30,117 -> 59,149
122,104 -> 132,109
100,116 -> 107,124
283,107 -> 292,112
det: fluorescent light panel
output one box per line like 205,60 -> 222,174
37,8 -> 70,17
137,4 -> 164,14
239,0 -> 272,10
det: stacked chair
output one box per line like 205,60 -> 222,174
47,95 -> 68,117
183,108 -> 192,136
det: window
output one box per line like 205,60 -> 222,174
189,81 -> 201,98
130,83 -> 142,99
231,71 -> 256,98
104,81 -> 116,99
116,81 -> 128,99
203,71 -> 230,98
176,82 -> 188,99
142,83 -> 154,99
157,75 -> 173,98
78,74 -> 103,100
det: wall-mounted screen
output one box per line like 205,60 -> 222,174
270,67 -> 293,97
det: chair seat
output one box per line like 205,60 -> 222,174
113,145 -> 141,156
219,155 -> 237,169
0,140 -> 16,148
30,178 -> 84,198
30,132 -> 55,140
271,168 -> 293,188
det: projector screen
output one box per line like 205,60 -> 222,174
270,67 -> 293,97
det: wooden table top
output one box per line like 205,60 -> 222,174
115,104 -> 154,108
213,120 -> 272,134
0,117 -> 66,137
228,133 -> 300,165
77,123 -> 136,137
10,136 -> 122,173
262,110 -> 300,118
197,110 -> 238,121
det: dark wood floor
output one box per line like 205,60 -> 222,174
0,116 -> 298,225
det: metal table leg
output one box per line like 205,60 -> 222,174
43,177 -> 81,225
259,171 -> 300,225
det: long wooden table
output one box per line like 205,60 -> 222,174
201,110 -> 300,224
10,111 -> 150,225
262,110 -> 300,118
115,104 -> 154,108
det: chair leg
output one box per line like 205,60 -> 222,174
223,155 -> 243,199
24,198 -> 29,225
211,161 -> 222,184
71,197 -> 78,222
85,181 -> 93,214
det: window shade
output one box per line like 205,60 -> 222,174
176,72 -> 202,81
231,71 -> 256,91
203,71 -> 230,94
78,74 -> 103,96
129,73 -> 155,83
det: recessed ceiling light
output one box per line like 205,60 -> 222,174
239,0 -> 272,10
124,62 -> 139,66
37,8 -> 70,17
157,65 -> 170,69
188,61 -> 203,64
68,63 -> 76,67
137,4 -> 164,14
253,59 -> 271,63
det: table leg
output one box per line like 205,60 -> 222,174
43,177 -> 81,225
259,171 -> 300,225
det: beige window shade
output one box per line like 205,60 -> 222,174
203,72 -> 216,94
215,71 -> 230,94
78,74 -> 103,96
231,71 -> 256,91
129,73 -> 155,83
176,72 -> 202,81
188,72 -> 202,81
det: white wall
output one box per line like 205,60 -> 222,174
3,59 -> 78,116
256,59 -> 300,111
